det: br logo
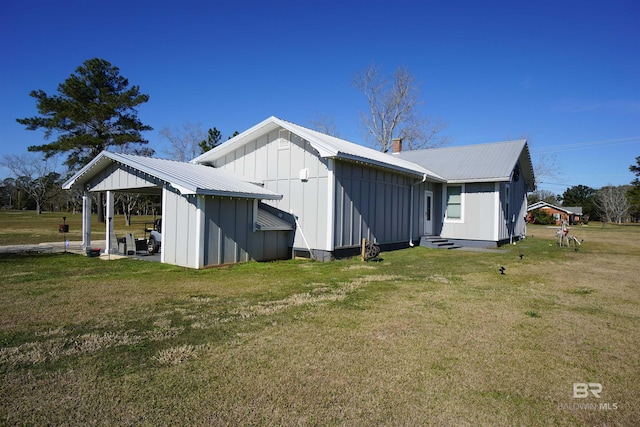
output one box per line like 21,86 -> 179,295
573,383 -> 602,398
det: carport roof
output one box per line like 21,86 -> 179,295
62,151 -> 283,200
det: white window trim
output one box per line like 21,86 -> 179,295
444,183 -> 465,223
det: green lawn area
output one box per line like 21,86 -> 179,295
1,213 -> 638,426
0,210 -> 156,246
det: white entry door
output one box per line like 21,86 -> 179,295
424,190 -> 434,235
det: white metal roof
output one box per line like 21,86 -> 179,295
191,116 -> 445,182
62,151 -> 283,200
256,208 -> 294,231
396,139 -> 536,190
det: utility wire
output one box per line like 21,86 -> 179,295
530,137 -> 639,155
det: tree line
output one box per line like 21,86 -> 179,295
4,57 -> 637,225
528,158 -> 640,224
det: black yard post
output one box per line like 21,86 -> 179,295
62,216 -> 67,253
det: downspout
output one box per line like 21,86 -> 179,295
409,173 -> 428,247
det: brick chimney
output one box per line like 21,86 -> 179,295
392,138 -> 403,153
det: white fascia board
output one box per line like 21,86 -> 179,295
334,153 -> 432,179
277,121 -> 338,157
172,184 -> 195,196
62,151 -> 113,189
194,190 -> 283,200
446,177 -> 511,184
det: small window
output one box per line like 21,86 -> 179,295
446,185 -> 462,220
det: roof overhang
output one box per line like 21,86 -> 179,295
519,142 -> 536,192
63,151 -> 283,200
335,153 -> 445,181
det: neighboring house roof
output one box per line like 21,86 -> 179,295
527,201 -> 582,215
62,151 -> 283,200
563,206 -> 583,215
396,140 -> 536,190
191,116 -> 446,182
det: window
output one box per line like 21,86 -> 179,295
445,185 -> 462,220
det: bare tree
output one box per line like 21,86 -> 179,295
595,185 -> 631,225
353,63 -> 448,152
0,153 -> 62,214
531,151 -> 561,190
309,113 -> 340,137
527,189 -> 559,205
160,122 -> 206,161
64,188 -> 85,214
508,135 -> 560,189
116,193 -> 142,226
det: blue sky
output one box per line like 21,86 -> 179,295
1,0 -> 638,196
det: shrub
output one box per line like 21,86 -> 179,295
530,209 -> 556,225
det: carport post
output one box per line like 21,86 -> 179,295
105,190 -> 115,254
82,190 -> 92,250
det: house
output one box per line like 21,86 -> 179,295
395,139 -> 536,246
527,201 -> 583,225
63,116 -> 536,268
191,116 -> 449,261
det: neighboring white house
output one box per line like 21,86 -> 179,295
64,116 -> 536,268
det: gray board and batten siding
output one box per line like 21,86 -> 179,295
206,128 -> 332,256
148,191 -> 293,268
207,124 -> 443,260
333,161 -> 442,250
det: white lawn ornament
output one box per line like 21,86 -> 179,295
565,234 -> 582,248
555,220 -> 581,248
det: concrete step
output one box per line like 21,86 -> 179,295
419,236 -> 463,250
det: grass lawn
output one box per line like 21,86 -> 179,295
0,214 -> 638,426
0,210 -> 156,246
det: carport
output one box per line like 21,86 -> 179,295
63,151 -> 294,268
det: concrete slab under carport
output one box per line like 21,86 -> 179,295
0,239 -> 163,264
